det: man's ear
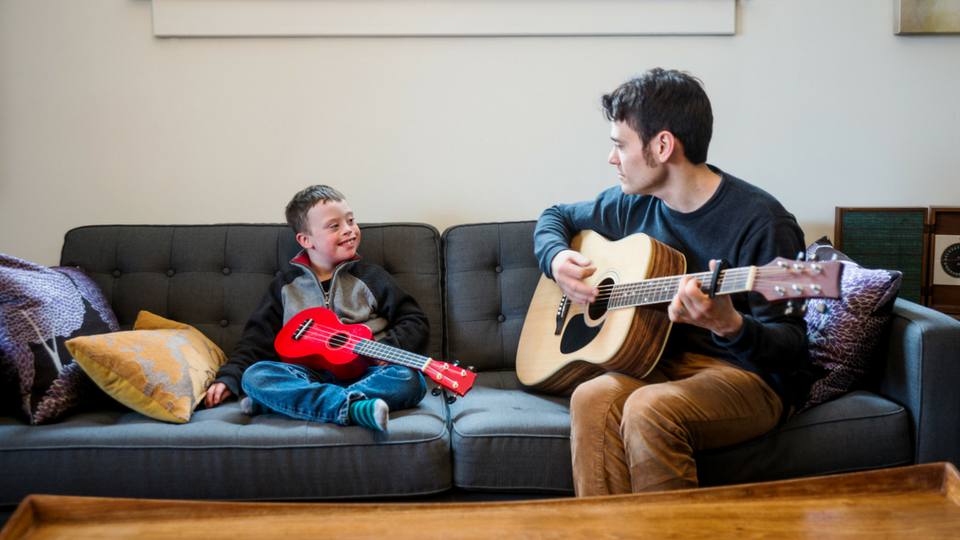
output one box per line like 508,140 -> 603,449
296,233 -> 313,250
655,131 -> 677,163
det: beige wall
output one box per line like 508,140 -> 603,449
1,0 -> 959,267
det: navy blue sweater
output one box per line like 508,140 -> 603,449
534,167 -> 812,407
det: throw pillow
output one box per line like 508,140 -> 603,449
66,311 -> 227,423
0,254 -> 121,424
798,236 -> 902,413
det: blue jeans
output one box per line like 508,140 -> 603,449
240,361 -> 427,425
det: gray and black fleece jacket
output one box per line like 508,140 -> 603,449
212,251 -> 430,397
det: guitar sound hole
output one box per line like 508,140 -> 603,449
587,277 -> 615,320
328,333 -> 350,349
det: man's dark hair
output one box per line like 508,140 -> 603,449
285,185 -> 345,235
601,68 -> 713,164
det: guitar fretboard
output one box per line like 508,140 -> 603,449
607,267 -> 756,309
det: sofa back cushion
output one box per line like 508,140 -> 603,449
59,223 -> 443,362
442,221 -> 541,371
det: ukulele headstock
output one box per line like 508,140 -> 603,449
424,360 -> 476,397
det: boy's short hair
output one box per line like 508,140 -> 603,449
601,68 -> 713,165
285,185 -> 346,235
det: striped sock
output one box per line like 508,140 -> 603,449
240,397 -> 274,416
349,398 -> 389,431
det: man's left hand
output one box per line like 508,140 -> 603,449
669,259 -> 744,339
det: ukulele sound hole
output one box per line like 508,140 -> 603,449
328,333 -> 350,349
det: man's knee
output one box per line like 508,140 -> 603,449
621,384 -> 685,432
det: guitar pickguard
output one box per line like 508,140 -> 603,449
559,314 -> 604,354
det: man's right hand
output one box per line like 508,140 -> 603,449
550,249 -> 598,304
204,382 -> 233,409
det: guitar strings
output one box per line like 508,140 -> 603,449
582,265 -> 829,308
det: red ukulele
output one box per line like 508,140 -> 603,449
275,307 -> 476,397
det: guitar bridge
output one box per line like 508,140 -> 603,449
555,295 -> 569,336
293,319 -> 314,341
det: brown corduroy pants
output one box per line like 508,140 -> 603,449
569,352 -> 783,496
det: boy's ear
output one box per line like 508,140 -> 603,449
295,233 -> 313,250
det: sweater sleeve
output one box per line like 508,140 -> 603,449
712,216 -> 810,375
534,187 -> 635,278
211,277 -> 285,396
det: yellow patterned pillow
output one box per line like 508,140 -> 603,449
66,311 -> 227,423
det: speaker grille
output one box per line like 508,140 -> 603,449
837,208 -> 926,303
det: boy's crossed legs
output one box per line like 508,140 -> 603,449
240,361 -> 427,431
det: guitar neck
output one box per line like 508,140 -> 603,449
352,339 -> 431,371
607,267 -> 755,309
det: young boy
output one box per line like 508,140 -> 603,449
204,185 -> 428,431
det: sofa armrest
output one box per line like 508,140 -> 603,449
878,299 -> 960,466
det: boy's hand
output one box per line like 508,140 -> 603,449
204,382 -> 233,409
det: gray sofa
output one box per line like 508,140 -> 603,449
2,221 -> 960,506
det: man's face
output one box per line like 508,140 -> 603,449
608,120 -> 663,196
298,199 -> 361,271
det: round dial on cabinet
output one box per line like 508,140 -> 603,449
942,242 -> 960,279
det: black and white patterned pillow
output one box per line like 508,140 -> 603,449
798,237 -> 902,413
0,254 -> 120,424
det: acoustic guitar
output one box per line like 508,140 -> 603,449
516,231 -> 842,396
275,307 -> 476,397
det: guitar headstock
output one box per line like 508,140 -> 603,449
423,360 -> 476,397
752,258 -> 843,304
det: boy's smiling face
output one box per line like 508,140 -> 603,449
296,199 -> 361,279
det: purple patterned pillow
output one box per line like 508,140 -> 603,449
0,254 -> 120,424
798,237 -> 902,413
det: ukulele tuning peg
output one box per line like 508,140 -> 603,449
784,304 -> 795,316
467,366 -> 477,373
451,360 -> 460,367
445,395 -> 457,405
816,303 -> 829,314
431,387 -> 442,397
796,251 -> 806,262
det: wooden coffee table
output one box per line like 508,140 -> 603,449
4,462 -> 960,539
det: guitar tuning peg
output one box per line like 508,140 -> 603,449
451,360 -> 460,367
431,387 -> 442,397
796,251 -> 806,262
816,303 -> 828,314
467,366 -> 477,373
445,395 -> 457,405
785,304 -> 794,316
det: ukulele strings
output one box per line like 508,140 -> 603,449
293,325 -> 426,369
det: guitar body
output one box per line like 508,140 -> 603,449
275,307 -> 372,380
517,231 -> 686,396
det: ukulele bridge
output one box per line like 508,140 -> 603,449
293,318 -> 314,341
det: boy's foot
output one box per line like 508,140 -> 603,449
349,398 -> 389,431
240,397 -> 274,416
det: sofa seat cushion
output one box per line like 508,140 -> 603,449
0,394 -> 451,505
447,371 -> 572,493
695,391 -> 911,486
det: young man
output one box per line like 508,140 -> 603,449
534,68 -> 811,495
204,185 -> 428,431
